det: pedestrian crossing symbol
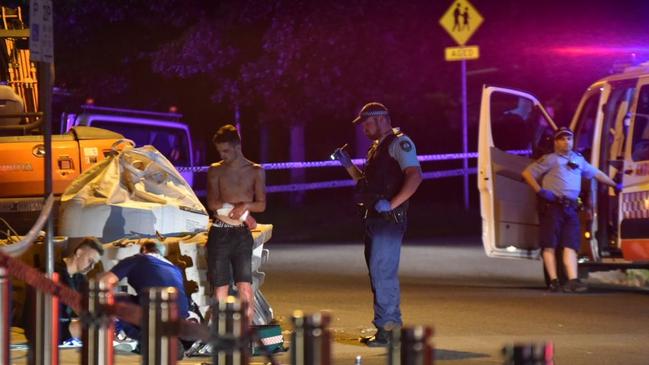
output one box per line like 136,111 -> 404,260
439,0 -> 483,46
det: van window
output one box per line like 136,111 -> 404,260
631,85 -> 649,161
600,84 -> 635,164
572,91 -> 600,154
489,93 -> 552,156
89,120 -> 190,166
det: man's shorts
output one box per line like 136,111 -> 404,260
206,221 -> 254,287
538,202 -> 580,251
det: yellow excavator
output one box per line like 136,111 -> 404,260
0,5 -> 122,235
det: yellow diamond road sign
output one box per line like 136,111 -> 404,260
439,0 -> 483,46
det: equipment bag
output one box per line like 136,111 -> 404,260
252,324 -> 286,356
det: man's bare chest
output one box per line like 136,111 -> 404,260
218,170 -> 255,192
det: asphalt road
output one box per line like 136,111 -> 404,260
10,238 -> 649,364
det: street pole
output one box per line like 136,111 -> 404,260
461,59 -> 469,210
33,60 -> 57,365
30,0 -> 56,362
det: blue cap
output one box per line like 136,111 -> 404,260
554,127 -> 574,139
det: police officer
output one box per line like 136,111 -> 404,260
337,102 -> 422,346
522,127 -> 621,293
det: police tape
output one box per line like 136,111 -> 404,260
264,167 -> 478,193
0,250 -> 210,341
190,167 -> 481,196
175,150 -> 530,173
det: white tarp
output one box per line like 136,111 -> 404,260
59,143 -> 208,241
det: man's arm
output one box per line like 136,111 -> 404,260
522,169 -> 542,193
98,271 -> 120,288
246,167 -> 267,213
346,165 -> 364,182
98,256 -> 133,288
594,170 -> 617,187
206,165 -> 224,214
389,166 -> 423,209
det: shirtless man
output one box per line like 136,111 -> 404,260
206,124 -> 266,320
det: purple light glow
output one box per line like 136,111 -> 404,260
539,46 -> 649,57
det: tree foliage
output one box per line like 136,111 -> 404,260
53,1 -> 453,128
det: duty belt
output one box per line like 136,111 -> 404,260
363,204 -> 408,224
556,196 -> 580,209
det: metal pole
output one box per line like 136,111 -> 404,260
142,287 -> 180,365
502,342 -> 554,365
81,279 -> 114,365
33,59 -> 56,365
212,295 -> 249,365
291,311 -> 331,365
395,326 -> 434,365
0,264 -> 10,365
461,59 -> 469,210
32,272 -> 58,365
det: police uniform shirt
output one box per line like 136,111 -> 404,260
378,129 -> 420,170
525,151 -> 598,200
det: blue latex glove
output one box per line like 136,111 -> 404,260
374,199 -> 392,213
331,146 -> 353,168
537,188 -> 556,202
614,183 -> 623,194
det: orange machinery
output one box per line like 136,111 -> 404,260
0,126 -> 123,233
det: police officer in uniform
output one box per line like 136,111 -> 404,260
522,127 -> 621,293
336,102 -> 422,346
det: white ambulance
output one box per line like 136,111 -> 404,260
478,62 -> 649,279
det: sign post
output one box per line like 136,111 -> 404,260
439,0 -> 483,210
30,1 -> 56,364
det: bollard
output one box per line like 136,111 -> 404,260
81,279 -> 114,365
389,326 -> 434,365
0,264 -> 9,365
502,342 -> 554,365
32,272 -> 59,365
291,311 -> 331,365
212,295 -> 249,365
142,287 -> 180,365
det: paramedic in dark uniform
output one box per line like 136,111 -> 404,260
337,102 -> 422,347
522,127 -> 620,293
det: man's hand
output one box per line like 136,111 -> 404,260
537,189 -> 557,202
374,199 -> 392,213
229,202 -> 249,220
614,182 -> 623,194
332,147 -> 353,168
244,214 -> 257,230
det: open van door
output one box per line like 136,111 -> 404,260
478,86 -> 558,259
619,80 -> 649,261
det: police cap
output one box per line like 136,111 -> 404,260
352,102 -> 389,124
554,127 -> 574,140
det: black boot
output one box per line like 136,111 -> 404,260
364,328 -> 391,347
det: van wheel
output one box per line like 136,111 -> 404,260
542,248 -> 568,286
